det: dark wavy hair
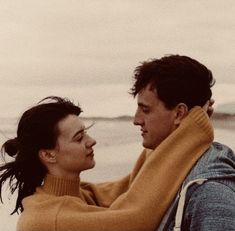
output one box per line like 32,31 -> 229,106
0,96 -> 82,214
130,55 -> 215,109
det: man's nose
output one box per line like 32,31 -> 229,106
133,111 -> 142,126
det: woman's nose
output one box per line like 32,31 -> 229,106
86,135 -> 96,148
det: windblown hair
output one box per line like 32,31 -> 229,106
0,96 -> 82,214
130,55 -> 215,109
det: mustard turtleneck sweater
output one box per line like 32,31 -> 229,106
17,107 -> 213,231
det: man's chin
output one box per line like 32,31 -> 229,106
142,142 -> 154,150
142,140 -> 159,150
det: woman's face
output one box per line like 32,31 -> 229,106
52,114 -> 96,178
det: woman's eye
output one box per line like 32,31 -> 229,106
75,131 -> 87,142
76,136 -> 83,142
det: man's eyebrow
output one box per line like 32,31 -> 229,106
138,102 -> 150,108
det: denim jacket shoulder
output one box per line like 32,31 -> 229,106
157,142 -> 235,231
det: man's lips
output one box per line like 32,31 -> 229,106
141,129 -> 147,136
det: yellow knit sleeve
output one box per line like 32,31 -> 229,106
80,149 -> 148,206
109,106 -> 213,227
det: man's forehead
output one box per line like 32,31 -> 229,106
137,87 -> 158,104
137,87 -> 161,107
139,83 -> 158,95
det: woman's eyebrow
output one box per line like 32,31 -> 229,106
71,122 -> 95,140
72,127 -> 85,139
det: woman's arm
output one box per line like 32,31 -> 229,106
57,107 -> 214,231
80,149 -> 149,206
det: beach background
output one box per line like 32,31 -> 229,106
0,1 -> 235,230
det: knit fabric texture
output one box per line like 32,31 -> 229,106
17,107 -> 213,231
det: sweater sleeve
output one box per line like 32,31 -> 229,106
56,107 -> 214,231
80,149 -> 149,206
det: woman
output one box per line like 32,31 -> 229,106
0,96 -> 213,231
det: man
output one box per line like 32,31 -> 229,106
130,55 -> 235,230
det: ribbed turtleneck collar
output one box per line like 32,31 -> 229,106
41,174 -> 81,197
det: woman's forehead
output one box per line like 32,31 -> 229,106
57,115 -> 84,138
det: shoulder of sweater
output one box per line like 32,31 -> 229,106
23,189 -> 71,209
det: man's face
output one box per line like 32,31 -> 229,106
133,85 -> 178,150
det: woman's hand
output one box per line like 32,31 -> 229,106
203,99 -> 215,117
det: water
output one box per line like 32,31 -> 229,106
0,118 -> 235,231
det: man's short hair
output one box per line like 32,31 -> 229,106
130,55 -> 215,109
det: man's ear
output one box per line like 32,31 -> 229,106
174,103 -> 188,126
38,149 -> 57,164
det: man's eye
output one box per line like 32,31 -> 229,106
142,108 -> 150,113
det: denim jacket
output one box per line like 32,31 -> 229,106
157,142 -> 235,231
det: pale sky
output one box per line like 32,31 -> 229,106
0,2 -> 234,162
0,0 -> 234,87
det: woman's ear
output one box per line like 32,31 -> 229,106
38,149 -> 57,164
174,103 -> 188,126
